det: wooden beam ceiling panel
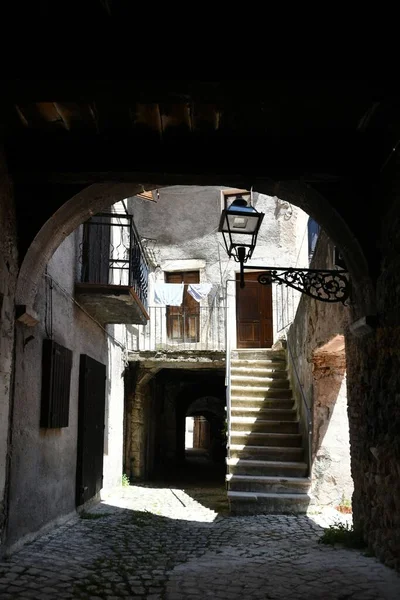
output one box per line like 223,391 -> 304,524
132,103 -> 162,135
192,104 -> 220,132
160,103 -> 192,136
52,102 -> 98,131
15,103 -> 66,129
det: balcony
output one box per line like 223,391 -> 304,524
127,304 -> 226,353
75,212 -> 149,325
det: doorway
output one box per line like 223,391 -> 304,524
236,271 -> 273,348
166,271 -> 200,343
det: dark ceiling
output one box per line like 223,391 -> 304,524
1,79 -> 399,185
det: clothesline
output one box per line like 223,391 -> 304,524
154,282 -> 213,306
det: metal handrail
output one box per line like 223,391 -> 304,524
286,338 -> 312,477
225,303 -> 232,450
224,278 -> 236,451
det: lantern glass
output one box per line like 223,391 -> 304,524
219,196 -> 264,262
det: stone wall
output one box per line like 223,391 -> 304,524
124,364 -> 225,480
287,231 -> 352,506
0,150 -> 18,545
346,183 -> 400,569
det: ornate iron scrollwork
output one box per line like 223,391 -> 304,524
257,268 -> 350,304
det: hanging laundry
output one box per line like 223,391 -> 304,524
154,283 -> 184,306
187,283 -> 213,302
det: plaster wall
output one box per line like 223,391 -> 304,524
0,151 -> 17,542
287,231 -> 352,506
129,186 -> 309,351
6,228 -> 126,548
312,371 -> 353,506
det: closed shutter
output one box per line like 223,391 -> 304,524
41,339 -> 72,428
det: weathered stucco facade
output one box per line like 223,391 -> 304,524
6,227 -> 127,551
124,186 -> 309,481
129,186 -> 309,351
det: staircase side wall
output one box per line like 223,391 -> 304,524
287,231 -> 351,505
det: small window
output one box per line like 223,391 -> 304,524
308,218 -> 320,263
221,188 -> 251,210
41,339 -> 73,428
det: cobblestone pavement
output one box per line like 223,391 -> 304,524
1,485 -> 400,599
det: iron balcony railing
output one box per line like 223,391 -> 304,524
129,305 -> 226,351
79,212 -> 149,308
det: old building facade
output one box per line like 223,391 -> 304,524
1,80 -> 400,570
123,186 -> 309,481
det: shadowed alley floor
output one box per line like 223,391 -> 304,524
1,481 -> 400,599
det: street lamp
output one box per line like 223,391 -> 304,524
219,195 -> 350,304
218,195 -> 264,288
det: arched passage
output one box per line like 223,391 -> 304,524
8,176 -> 377,554
185,395 -> 226,465
14,177 -> 374,324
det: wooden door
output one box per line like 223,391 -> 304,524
236,271 -> 273,348
76,354 -> 107,507
166,271 -> 200,342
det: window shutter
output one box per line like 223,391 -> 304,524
41,339 -> 73,428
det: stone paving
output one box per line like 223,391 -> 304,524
0,485 -> 400,599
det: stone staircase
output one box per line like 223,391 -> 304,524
226,348 -> 311,514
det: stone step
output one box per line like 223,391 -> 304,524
228,491 -> 310,515
231,359 -> 286,368
228,445 -> 305,464
227,457 -> 308,477
226,474 -> 311,494
231,386 -> 292,399
231,367 -> 288,379
230,397 -> 294,409
230,420 -> 299,435
230,438 -> 303,452
231,376 -> 290,388
231,407 -> 297,420
231,350 -> 286,361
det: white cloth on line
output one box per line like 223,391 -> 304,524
187,283 -> 213,302
154,283 -> 184,306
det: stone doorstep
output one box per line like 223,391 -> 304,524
227,490 -> 311,512
226,474 -> 311,484
228,491 -> 310,500
226,474 -> 311,494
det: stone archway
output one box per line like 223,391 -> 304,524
185,395 -> 226,462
